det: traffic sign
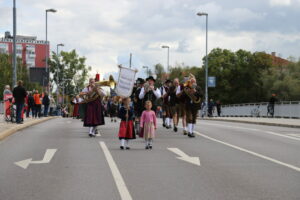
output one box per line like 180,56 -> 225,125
208,76 -> 216,87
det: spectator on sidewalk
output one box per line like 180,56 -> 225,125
3,85 -> 13,118
12,80 -> 27,124
42,92 -> 50,117
49,96 -> 56,116
33,90 -> 42,118
26,92 -> 35,118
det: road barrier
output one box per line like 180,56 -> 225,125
219,101 -> 300,118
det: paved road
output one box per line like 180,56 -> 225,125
0,118 -> 299,200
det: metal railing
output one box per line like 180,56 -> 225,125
218,101 -> 300,118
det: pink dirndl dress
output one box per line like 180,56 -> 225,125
140,110 -> 157,139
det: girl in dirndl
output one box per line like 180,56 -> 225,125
140,100 -> 157,149
118,97 -> 136,150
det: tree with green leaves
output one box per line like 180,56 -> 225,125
49,49 -> 91,98
0,53 -> 42,100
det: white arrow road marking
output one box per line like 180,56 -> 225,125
168,148 -> 201,166
15,149 -> 57,169
193,131 -> 300,173
99,141 -> 132,200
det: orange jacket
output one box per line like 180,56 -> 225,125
33,94 -> 42,105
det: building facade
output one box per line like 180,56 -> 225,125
0,31 -> 49,68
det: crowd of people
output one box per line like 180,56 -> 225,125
3,81 -> 58,124
73,74 -> 205,150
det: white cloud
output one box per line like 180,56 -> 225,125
1,0 -> 300,80
270,0 -> 291,6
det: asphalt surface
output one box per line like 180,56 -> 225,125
0,117 -> 299,200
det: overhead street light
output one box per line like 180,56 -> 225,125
161,45 -> 170,72
45,8 -> 57,94
143,66 -> 149,77
197,12 -> 208,117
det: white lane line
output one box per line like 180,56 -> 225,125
199,122 -> 300,141
99,141 -> 132,200
193,131 -> 300,172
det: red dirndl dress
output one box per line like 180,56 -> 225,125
118,120 -> 136,140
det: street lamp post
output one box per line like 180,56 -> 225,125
197,12 -> 208,116
12,0 -> 17,87
45,8 -> 57,94
161,45 -> 170,72
143,66 -> 149,77
56,43 -> 64,106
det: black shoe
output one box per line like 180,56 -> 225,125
145,146 -> 149,149
126,147 -> 130,150
120,146 -> 124,150
149,145 -> 152,149
173,126 -> 178,132
163,123 -> 166,127
111,119 -> 113,122
166,125 -> 170,129
89,134 -> 93,137
188,133 -> 195,138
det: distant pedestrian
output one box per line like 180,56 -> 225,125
118,97 -> 136,150
216,100 -> 221,117
140,101 -> 157,150
268,94 -> 278,117
33,90 -> 42,118
42,92 -> 50,117
26,92 -> 35,117
49,96 -> 56,116
12,80 -> 27,124
208,99 -> 215,117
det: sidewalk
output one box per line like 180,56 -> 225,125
0,114 -> 57,141
202,117 -> 300,128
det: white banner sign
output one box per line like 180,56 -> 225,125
116,66 -> 137,97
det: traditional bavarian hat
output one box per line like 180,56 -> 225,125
146,76 -> 156,82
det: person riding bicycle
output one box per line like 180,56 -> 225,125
268,94 -> 278,118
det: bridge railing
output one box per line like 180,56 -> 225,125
218,101 -> 300,118
0,101 -> 3,114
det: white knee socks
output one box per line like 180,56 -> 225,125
121,139 -> 125,147
188,123 -> 193,133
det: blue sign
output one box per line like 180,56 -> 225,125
208,76 -> 216,87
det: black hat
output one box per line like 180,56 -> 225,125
146,76 -> 156,82
136,78 -> 145,84
165,79 -> 172,84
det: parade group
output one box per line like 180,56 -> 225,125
74,73 -> 203,150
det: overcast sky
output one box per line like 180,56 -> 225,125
1,0 -> 300,79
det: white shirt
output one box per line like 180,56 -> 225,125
139,87 -> 161,100
176,85 -> 182,95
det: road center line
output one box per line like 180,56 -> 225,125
199,122 -> 300,141
99,141 -> 132,200
193,131 -> 300,172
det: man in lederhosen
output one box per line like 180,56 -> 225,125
133,78 -> 145,134
162,79 -> 173,129
176,77 -> 188,135
139,76 -> 161,113
182,77 -> 202,138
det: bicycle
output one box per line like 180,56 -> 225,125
4,98 -> 16,123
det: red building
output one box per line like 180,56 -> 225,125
0,31 -> 49,68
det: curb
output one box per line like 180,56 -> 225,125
202,118 -> 300,128
0,117 -> 58,141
